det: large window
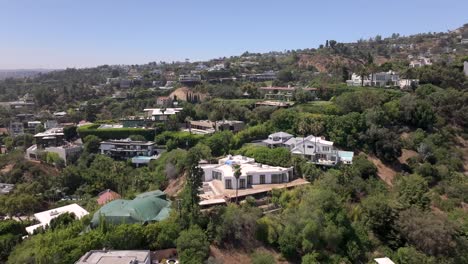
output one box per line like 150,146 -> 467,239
271,174 -> 281,184
260,175 -> 265,184
225,179 -> 232,189
322,146 -> 330,152
247,175 -> 253,187
212,171 -> 222,180
239,179 -> 246,189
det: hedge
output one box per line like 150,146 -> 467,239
77,124 -> 155,141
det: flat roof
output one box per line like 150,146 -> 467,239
26,203 -> 89,234
374,257 -> 396,264
75,250 -> 150,264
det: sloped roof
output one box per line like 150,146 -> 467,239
97,189 -> 121,205
91,190 -> 171,227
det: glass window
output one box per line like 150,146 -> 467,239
225,179 -> 232,189
239,179 -> 246,189
260,175 -> 265,184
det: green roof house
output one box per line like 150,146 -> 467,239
91,190 -> 171,227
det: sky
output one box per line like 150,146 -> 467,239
0,0 -> 467,69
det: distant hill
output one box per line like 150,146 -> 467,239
0,69 -> 57,80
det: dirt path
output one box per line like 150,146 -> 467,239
0,164 -> 14,174
367,155 -> 396,186
209,245 -> 289,264
164,175 -> 186,198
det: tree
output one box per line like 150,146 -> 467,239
395,174 -> 430,210
176,226 -> 210,264
397,209 -> 459,257
83,135 -> 101,154
233,164 -> 242,204
251,251 -> 276,264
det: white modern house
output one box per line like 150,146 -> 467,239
262,132 -> 294,148
409,57 -> 432,68
200,155 -> 293,190
347,71 -> 400,87
284,135 -> 354,166
75,250 -> 151,264
26,203 -> 89,234
26,127 -> 82,165
143,108 -> 183,121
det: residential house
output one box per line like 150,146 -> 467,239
75,250 -> 151,264
188,120 -> 245,134
179,74 -> 202,84
97,189 -> 121,205
169,87 -> 208,103
262,132 -> 294,148
245,71 -> 277,82
200,155 -> 294,190
100,138 -> 157,164
0,183 -> 14,195
346,73 -> 371,86
44,120 -> 58,129
8,122 -> 24,136
259,86 -> 317,101
26,127 -> 82,165
0,127 -> 9,136
120,116 -> 146,128
53,111 -> 67,118
26,203 -> 89,234
90,190 -> 171,227
143,107 -> 183,121
284,135 -> 354,166
156,96 -> 173,106
371,71 -> 399,87
374,257 -> 396,264
347,71 -> 399,87
409,57 -> 432,68
119,79 -> 132,88
399,79 -> 419,89
27,121 -> 42,131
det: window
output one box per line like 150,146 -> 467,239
247,175 -> 253,187
225,179 -> 232,189
322,146 -> 330,151
260,175 -> 265,184
282,173 -> 288,183
239,179 -> 246,189
307,145 -> 314,149
212,171 -> 222,180
271,174 -> 281,184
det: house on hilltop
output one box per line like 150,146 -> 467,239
200,155 -> 294,190
169,87 -> 209,103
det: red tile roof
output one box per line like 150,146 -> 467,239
97,189 -> 121,205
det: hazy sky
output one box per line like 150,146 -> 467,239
0,0 -> 467,69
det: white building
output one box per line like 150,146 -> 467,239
399,79 -> 419,89
409,57 -> 432,68
26,127 -> 82,165
346,73 -> 371,86
284,136 -> 354,166
143,108 -> 183,121
374,257 -> 396,264
200,155 -> 293,190
75,250 -> 151,264
262,132 -> 294,148
347,71 -> 399,87
26,203 -> 89,234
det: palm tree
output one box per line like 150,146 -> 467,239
232,164 -> 242,204
185,116 -> 193,134
357,65 -> 369,87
